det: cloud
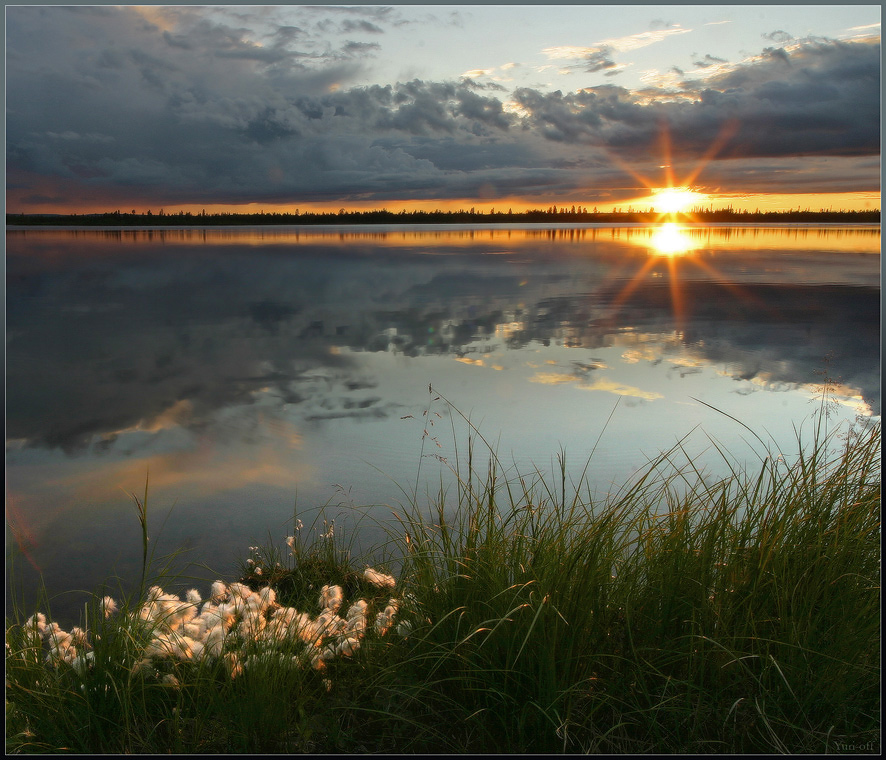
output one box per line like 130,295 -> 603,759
604,26 -> 693,52
514,38 -> 880,162
584,47 -> 621,74
545,26 -> 691,62
692,53 -> 728,68
543,44 -> 619,75
462,68 -> 495,78
4,6 -> 881,209
7,31 -> 524,204
342,40 -> 381,57
461,77 -> 509,92
542,25 -> 692,77
762,30 -> 794,43
341,19 -> 384,34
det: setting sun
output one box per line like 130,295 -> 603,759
651,187 -> 708,215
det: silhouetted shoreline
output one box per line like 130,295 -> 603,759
6,208 -> 881,227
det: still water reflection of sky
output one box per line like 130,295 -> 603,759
6,224 -> 880,623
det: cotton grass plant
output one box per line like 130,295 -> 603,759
6,388 -> 880,754
6,524 -> 408,753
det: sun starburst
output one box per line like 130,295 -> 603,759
601,119 -> 763,334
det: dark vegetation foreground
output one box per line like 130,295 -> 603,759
5,397 -> 880,754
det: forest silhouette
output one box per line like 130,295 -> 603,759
7,206 -> 880,226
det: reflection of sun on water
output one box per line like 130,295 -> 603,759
650,223 -> 694,256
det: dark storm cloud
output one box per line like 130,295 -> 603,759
514,38 -> 880,161
4,5 -> 880,208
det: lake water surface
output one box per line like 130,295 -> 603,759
6,224 -> 880,623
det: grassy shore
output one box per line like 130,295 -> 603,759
5,400 -> 880,754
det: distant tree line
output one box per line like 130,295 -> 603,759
6,206 -> 881,226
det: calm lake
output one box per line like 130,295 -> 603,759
5,224 -> 880,624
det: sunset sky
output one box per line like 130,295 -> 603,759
5,3 -> 881,215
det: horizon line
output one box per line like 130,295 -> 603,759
8,207 -> 881,219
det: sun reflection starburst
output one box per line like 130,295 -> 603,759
649,222 -> 695,256
610,225 -> 772,338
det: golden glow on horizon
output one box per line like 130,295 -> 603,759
650,187 -> 708,214
163,192 -> 879,216
582,191 -> 878,215
7,193 -> 880,217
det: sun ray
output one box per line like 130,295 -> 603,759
598,117 -> 742,218
672,250 -> 774,316
665,255 -> 686,332
659,119 -> 675,190
682,118 -> 740,187
610,254 -> 662,310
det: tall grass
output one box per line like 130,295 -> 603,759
6,397 -> 880,754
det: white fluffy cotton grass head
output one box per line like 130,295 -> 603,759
25,612 -> 48,640
319,584 -> 344,612
373,599 -> 401,637
209,580 -> 228,602
99,596 -> 118,619
363,567 -> 396,590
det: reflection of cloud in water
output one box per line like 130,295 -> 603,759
6,228 -> 880,457
56,423 -> 311,505
304,404 -> 400,422
529,372 -> 576,385
529,371 -> 663,401
11,447 -> 310,540
622,347 -> 663,364
576,378 -> 663,401
97,399 -> 196,446
724,374 -> 876,418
